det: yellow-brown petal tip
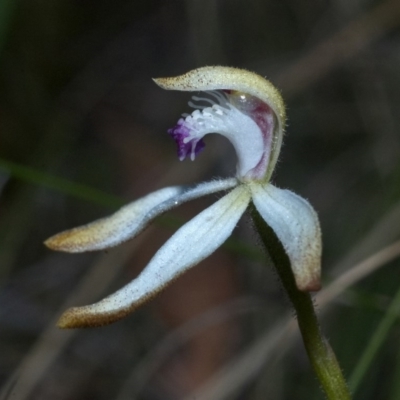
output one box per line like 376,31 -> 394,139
57,306 -> 131,329
44,231 -> 78,252
295,269 -> 321,292
44,224 -> 104,253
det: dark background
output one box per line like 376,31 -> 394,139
1,0 -> 400,399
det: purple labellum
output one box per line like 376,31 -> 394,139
168,119 -> 206,161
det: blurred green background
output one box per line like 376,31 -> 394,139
1,0 -> 400,399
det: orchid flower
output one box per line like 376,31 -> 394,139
45,66 -> 322,328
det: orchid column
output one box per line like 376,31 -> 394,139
45,66 -> 351,399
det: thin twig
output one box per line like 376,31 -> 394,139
275,0 -> 400,96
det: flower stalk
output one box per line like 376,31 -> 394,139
250,203 -> 352,400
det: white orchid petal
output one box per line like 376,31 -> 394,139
153,66 -> 285,130
45,178 -> 237,253
57,185 -> 250,327
154,66 -> 286,179
250,183 -> 322,291
171,178 -> 237,204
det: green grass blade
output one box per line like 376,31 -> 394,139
0,157 -> 123,207
349,285 -> 400,393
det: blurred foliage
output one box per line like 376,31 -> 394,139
1,0 -> 400,399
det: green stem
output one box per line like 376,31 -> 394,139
250,203 -> 352,400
